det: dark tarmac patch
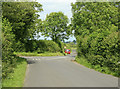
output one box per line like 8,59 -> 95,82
27,60 -> 36,64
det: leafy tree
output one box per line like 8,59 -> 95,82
2,18 -> 17,78
71,2 -> 119,76
42,12 -> 69,42
71,2 -> 118,37
73,40 -> 76,43
25,40 -> 61,53
2,2 -> 43,43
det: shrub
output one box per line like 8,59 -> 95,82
13,41 -> 26,52
76,32 -> 120,77
2,18 -> 17,78
25,40 -> 61,53
72,2 -> 119,76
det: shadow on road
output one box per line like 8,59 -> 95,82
71,56 -> 76,57
27,60 -> 36,64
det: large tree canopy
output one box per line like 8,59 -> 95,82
42,12 -> 70,42
71,2 -> 119,76
2,2 -> 43,43
71,2 -> 118,37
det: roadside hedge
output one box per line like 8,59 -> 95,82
25,40 -> 61,53
2,18 -> 17,78
71,2 -> 120,77
76,32 -> 120,76
12,41 -> 26,52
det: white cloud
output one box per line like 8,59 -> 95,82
38,0 -> 76,3
37,0 -> 75,20
49,0 -> 76,3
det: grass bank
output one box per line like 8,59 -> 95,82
2,57 -> 27,87
75,56 -> 119,77
14,52 -> 64,56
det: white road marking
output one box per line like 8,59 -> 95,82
32,59 -> 41,61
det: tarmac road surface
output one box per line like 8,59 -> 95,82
23,50 -> 118,87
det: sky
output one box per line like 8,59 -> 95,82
36,0 -> 76,42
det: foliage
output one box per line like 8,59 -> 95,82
25,40 -> 61,53
71,2 -> 119,77
2,18 -> 17,78
63,42 -> 77,50
42,12 -> 70,42
41,12 -> 70,53
2,19 -> 27,85
12,41 -> 26,52
2,57 -> 27,87
2,2 -> 43,43
14,52 -> 64,56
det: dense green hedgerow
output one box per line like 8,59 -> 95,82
2,18 -> 17,78
71,2 -> 120,77
76,32 -> 120,77
12,41 -> 26,52
25,40 -> 61,53
2,57 -> 27,87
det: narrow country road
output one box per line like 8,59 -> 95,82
23,50 -> 118,87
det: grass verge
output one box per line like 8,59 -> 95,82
75,56 -> 92,69
75,56 -> 119,77
71,48 -> 77,50
2,57 -> 27,87
14,52 -> 64,56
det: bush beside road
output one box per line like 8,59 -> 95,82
14,52 -> 64,57
2,57 -> 27,87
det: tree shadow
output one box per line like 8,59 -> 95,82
27,60 -> 36,64
72,56 -> 76,57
